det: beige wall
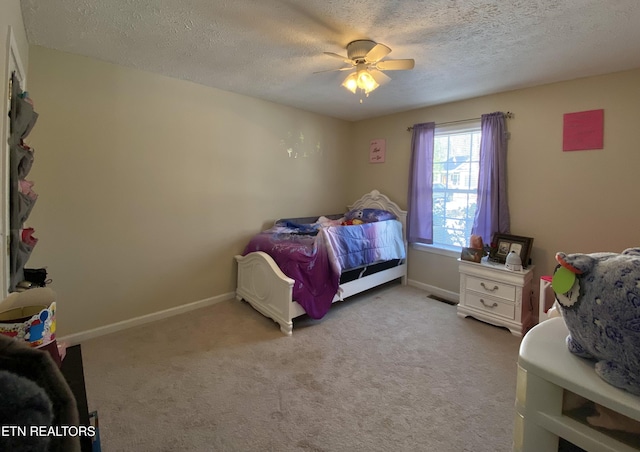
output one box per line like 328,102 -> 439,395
351,69 -> 640,304
26,46 -> 353,335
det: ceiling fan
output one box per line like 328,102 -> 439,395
319,40 -> 415,95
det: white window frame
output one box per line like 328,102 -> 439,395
414,121 -> 481,257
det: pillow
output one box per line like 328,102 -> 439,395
344,208 -> 396,223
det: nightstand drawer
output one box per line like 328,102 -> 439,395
465,292 -> 515,320
466,276 -> 516,301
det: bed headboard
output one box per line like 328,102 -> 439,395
274,190 -> 407,238
348,190 -> 407,238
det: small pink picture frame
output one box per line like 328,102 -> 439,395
369,139 -> 386,163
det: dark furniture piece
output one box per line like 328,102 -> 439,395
60,344 -> 92,452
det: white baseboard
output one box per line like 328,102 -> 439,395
407,279 -> 459,304
59,292 -> 235,346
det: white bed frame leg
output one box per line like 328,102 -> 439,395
280,322 -> 293,336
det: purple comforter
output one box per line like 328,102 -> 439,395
242,220 -> 405,319
242,228 -> 339,319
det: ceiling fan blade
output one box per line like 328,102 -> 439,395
313,67 -> 355,74
376,59 -> 415,71
323,52 -> 353,65
369,69 -> 391,86
364,43 -> 391,63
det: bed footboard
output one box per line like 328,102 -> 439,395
235,251 -> 295,335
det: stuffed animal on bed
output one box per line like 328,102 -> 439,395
552,247 -> 640,396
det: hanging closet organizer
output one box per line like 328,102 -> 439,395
8,72 -> 40,292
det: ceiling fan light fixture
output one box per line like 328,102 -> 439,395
341,72 -> 358,93
357,69 -> 379,93
327,40 -> 414,96
342,69 -> 379,95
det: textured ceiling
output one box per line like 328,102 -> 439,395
20,0 -> 640,121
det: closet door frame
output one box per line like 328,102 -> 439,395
1,26 -> 26,297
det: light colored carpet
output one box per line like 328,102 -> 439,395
81,283 -> 523,451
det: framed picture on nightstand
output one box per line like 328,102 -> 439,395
489,233 -> 534,267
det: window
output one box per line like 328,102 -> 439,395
432,124 -> 481,248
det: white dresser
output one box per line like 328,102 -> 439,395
457,258 -> 534,336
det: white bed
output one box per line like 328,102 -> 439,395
234,190 -> 407,335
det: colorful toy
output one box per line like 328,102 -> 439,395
552,247 -> 640,395
0,288 -> 57,348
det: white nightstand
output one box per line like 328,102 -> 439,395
457,258 -> 534,336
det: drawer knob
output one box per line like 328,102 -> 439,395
481,282 -> 499,292
480,299 -> 498,308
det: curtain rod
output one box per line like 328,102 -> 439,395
406,111 -> 514,131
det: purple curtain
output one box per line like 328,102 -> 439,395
471,112 -> 510,245
407,122 -> 436,244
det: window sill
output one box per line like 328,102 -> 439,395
410,243 -> 461,259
